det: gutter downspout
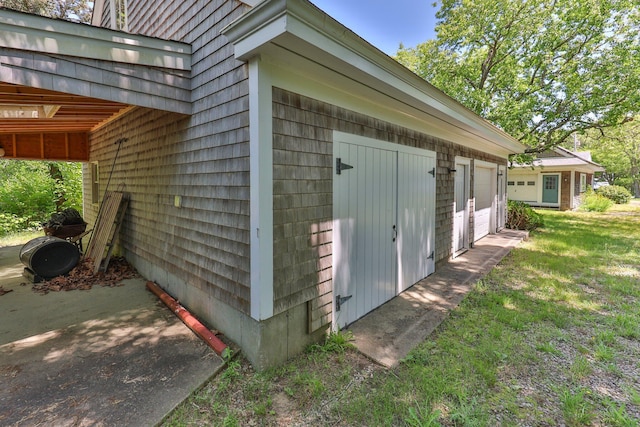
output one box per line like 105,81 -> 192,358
146,281 -> 228,356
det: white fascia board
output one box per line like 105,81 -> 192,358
240,0 -> 263,6
222,0 -> 526,156
0,9 -> 191,71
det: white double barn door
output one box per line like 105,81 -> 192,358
333,134 -> 436,328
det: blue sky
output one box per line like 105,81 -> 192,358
309,0 -> 439,55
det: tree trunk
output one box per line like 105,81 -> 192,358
48,163 -> 66,211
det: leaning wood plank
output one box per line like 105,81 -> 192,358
84,191 -> 126,274
85,192 -> 119,261
98,197 -> 129,273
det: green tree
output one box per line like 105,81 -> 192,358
0,0 -> 92,23
0,160 -> 83,236
581,119 -> 640,197
396,0 -> 640,153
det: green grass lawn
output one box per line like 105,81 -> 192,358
163,202 -> 640,426
0,230 -> 43,248
166,201 -> 640,425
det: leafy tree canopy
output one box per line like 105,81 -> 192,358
0,0 -> 92,23
396,0 -> 640,153
580,117 -> 640,196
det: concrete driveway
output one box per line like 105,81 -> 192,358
0,244 -> 224,426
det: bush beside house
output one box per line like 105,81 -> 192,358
506,200 -> 544,231
580,189 -> 614,212
595,185 -> 632,204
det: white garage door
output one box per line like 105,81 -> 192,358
474,166 -> 494,241
508,174 -> 537,202
333,133 -> 436,328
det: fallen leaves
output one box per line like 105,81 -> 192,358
0,286 -> 13,296
31,257 -> 139,295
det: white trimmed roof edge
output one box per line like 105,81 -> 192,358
222,0 -> 526,155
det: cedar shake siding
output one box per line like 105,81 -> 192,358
85,106 -> 251,313
84,0 -> 253,316
272,88 -> 506,332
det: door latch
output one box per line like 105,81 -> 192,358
335,294 -> 352,312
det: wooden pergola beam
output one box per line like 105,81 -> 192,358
0,132 -> 89,161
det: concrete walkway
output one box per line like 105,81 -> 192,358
0,245 -> 224,426
348,230 -> 528,367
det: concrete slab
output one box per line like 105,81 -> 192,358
348,230 -> 528,367
0,244 -> 224,426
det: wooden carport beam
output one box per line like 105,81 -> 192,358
0,132 -> 89,161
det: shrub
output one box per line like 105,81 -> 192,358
0,213 -> 43,237
581,190 -> 613,212
595,185 -> 632,204
506,200 -> 544,231
0,160 -> 83,236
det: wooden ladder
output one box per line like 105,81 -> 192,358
84,191 -> 129,274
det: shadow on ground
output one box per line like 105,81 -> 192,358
0,245 -> 224,426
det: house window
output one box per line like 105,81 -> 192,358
580,173 -> 587,193
507,181 -> 515,186
517,181 -> 525,186
91,162 -> 100,204
545,176 -> 558,190
527,181 -> 535,186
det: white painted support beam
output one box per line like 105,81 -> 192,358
249,56 -> 274,320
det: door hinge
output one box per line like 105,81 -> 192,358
428,167 -> 435,177
335,294 -> 352,312
427,251 -> 434,260
336,158 -> 353,175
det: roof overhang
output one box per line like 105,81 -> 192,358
0,9 -> 193,160
512,147 -> 605,173
515,158 -> 605,173
222,0 -> 526,157
0,8 -> 191,70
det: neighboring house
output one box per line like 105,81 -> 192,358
508,147 -> 604,210
0,0 -> 525,368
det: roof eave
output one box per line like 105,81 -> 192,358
0,8 -> 191,71
222,0 -> 526,156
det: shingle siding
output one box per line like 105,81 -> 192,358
86,0 -> 251,315
0,49 -> 190,113
272,88 -> 505,332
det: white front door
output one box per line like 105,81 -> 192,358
453,161 -> 469,256
333,133 -> 436,328
474,164 -> 495,241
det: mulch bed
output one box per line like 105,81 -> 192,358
30,257 -> 139,295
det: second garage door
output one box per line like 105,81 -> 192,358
474,164 -> 495,241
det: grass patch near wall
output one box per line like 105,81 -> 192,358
163,202 -> 640,426
0,230 -> 43,248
